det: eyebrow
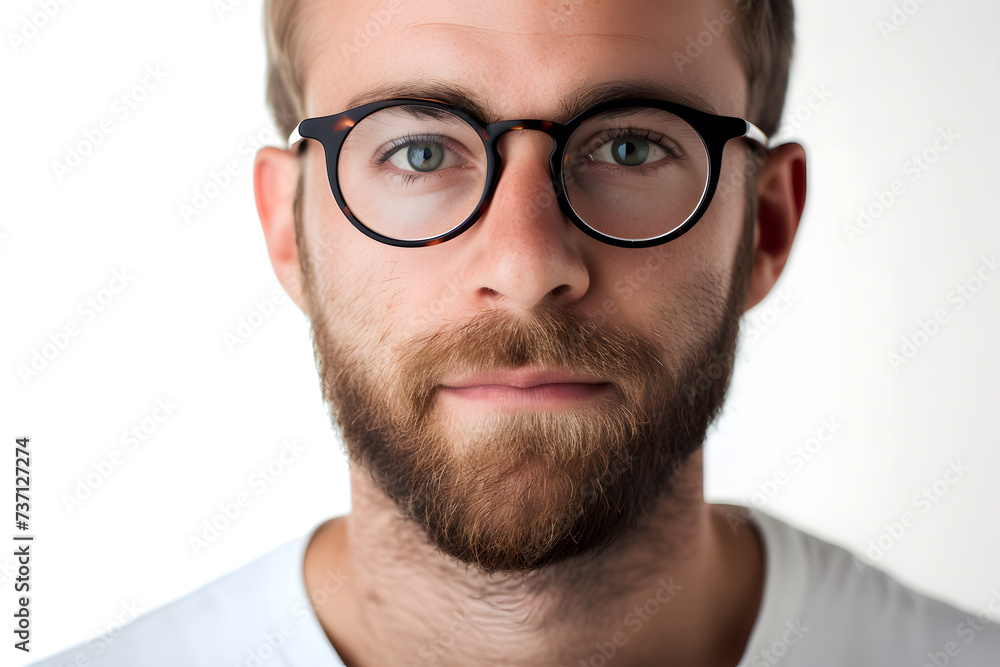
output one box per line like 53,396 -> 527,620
340,77 -> 721,125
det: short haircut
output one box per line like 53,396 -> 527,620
263,0 -> 795,141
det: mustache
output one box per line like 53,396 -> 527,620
392,304 -> 673,416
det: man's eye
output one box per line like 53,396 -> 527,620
590,136 -> 669,167
385,141 -> 457,173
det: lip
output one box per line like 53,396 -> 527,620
440,368 -> 608,389
438,368 -> 611,410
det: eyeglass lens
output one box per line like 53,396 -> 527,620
336,105 -> 710,243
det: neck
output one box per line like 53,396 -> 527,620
303,452 -> 763,667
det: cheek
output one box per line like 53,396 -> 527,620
598,248 -> 684,304
303,240 -> 433,359
401,275 -> 463,332
300,162 -> 400,327
301,167 -> 369,276
646,172 -> 747,286
300,239 -> 392,347
301,180 -> 458,351
585,228 -> 736,358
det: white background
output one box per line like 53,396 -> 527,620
3,0 -> 999,663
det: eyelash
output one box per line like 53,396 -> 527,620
582,126 -> 682,161
375,134 -> 461,164
393,173 -> 423,187
371,127 -> 680,184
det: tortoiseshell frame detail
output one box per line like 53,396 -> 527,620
291,98 -> 768,249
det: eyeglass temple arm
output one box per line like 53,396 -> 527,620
285,118 -> 769,150
743,120 -> 768,149
288,124 -> 303,149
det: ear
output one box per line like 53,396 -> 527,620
743,142 -> 807,312
254,146 -> 308,313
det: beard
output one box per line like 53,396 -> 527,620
303,213 -> 752,574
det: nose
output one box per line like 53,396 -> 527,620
461,130 -> 591,313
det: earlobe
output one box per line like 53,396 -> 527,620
254,146 -> 308,313
743,142 -> 807,312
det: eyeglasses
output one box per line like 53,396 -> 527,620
288,97 -> 768,248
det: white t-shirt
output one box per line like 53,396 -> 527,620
28,510 -> 1000,666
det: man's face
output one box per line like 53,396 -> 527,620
294,0 -> 755,572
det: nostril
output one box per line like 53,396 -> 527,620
548,284 -> 573,302
478,284 -> 572,305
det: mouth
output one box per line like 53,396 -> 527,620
438,367 -> 612,411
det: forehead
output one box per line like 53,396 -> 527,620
299,0 -> 747,121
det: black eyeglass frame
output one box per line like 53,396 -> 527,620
289,97 -> 769,249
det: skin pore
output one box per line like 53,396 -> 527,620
254,1 -> 807,665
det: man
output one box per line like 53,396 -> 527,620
29,0 -> 1000,665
